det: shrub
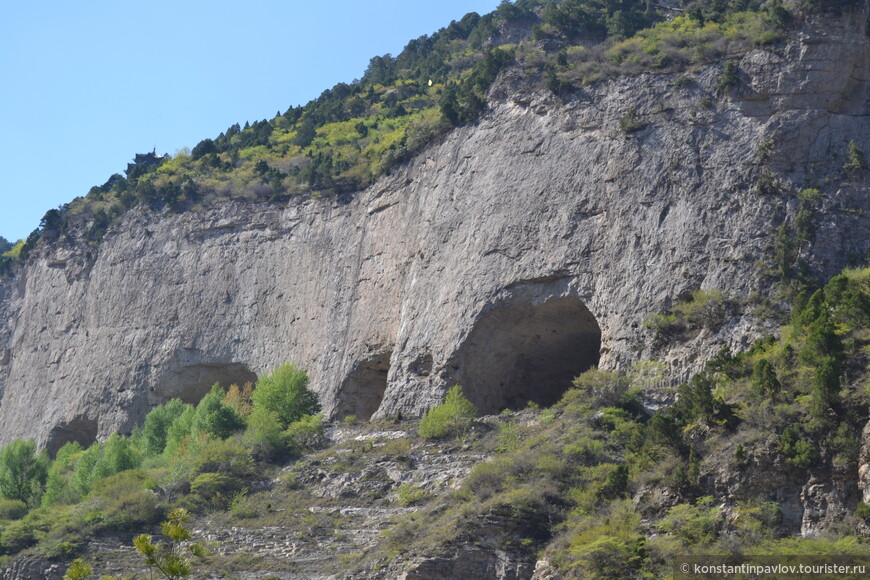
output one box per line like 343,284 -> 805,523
190,472 -> 237,507
396,483 -> 430,506
0,518 -> 36,554
251,363 -> 321,429
751,359 -> 782,399
64,558 -> 93,580
754,171 -> 782,195
285,414 -> 326,456
71,434 -> 140,498
618,107 -> 645,133
228,488 -> 257,519
418,385 -> 478,439
0,499 -> 27,521
224,383 -> 254,418
570,369 -> 636,410
86,471 -> 162,530
659,499 -> 720,547
672,289 -> 732,331
644,312 -> 682,338
185,435 -> 253,479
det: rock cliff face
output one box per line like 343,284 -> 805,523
1,8 -> 869,453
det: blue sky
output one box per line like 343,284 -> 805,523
0,0 -> 502,243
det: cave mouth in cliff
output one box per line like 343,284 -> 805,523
165,362 -> 259,405
457,296 -> 601,414
334,351 -> 392,421
46,417 -> 98,457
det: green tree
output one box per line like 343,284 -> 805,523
191,384 -> 245,440
141,399 -> 191,457
42,441 -> 83,506
164,406 -> 196,457
844,139 -> 867,172
800,307 -> 844,368
71,442 -> 103,496
809,356 -> 841,423
751,359 -> 781,399
69,434 -> 139,497
251,363 -> 321,430
91,433 -> 139,481
242,407 -> 286,461
0,438 -> 48,507
133,508 -> 206,579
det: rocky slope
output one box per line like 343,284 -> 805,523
1,6 -> 870,451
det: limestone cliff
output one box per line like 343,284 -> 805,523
1,7 -> 869,453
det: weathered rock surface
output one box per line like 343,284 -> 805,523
0,555 -> 64,580
1,8 -> 869,453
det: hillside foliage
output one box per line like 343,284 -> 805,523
2,0 -> 855,274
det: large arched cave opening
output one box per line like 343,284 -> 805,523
333,351 -> 392,421
455,296 -> 601,415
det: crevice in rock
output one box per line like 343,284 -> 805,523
454,296 -> 601,414
334,351 -> 392,421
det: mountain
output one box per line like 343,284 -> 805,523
1,0 -> 870,577
1,0 -> 867,449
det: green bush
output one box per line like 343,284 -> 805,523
251,363 -> 321,430
396,483 -> 430,506
0,499 -> 27,520
70,434 -> 140,498
190,473 -> 238,509
672,289 -> 732,331
185,435 -> 253,479
0,519 -> 36,554
570,369 -> 636,410
418,385 -> 478,439
659,498 -> 720,547
618,107 -> 645,134
284,414 -> 326,456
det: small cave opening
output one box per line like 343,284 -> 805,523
455,296 -> 601,415
161,362 -> 258,405
334,351 -> 392,421
45,417 -> 98,457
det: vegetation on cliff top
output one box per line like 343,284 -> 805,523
3,0 -> 859,276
